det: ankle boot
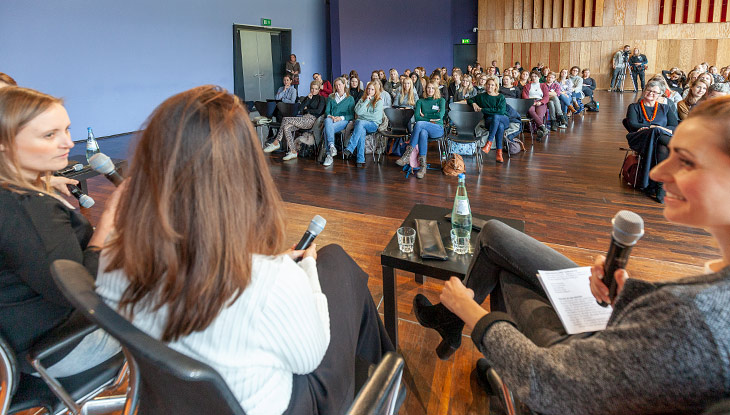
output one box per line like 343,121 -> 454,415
481,140 -> 493,154
416,155 -> 427,179
495,149 -> 504,163
395,145 -> 413,166
413,294 -> 464,360
568,105 -> 576,114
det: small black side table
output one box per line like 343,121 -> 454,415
380,204 -> 524,348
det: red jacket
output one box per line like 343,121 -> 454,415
521,82 -> 550,105
320,80 -> 333,98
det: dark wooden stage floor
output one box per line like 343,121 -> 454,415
71,90 -> 715,415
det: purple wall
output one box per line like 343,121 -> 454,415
451,0 -> 478,47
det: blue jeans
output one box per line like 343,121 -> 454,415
572,92 -> 584,112
411,121 -> 444,156
484,114 -> 509,150
324,118 -> 349,149
346,120 -> 378,163
558,94 -> 572,114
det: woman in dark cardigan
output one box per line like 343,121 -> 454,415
625,79 -> 678,203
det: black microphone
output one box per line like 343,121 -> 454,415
294,215 -> 326,259
88,153 -> 124,186
67,184 -> 95,208
599,210 -> 644,307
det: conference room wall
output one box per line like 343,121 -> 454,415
331,0 -> 477,81
477,0 -> 730,89
0,0 -> 326,138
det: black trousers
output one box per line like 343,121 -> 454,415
631,70 -> 646,91
284,245 -> 394,414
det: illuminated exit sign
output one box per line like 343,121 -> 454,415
261,18 -> 271,26
461,39 -> 471,44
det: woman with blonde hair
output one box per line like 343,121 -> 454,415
459,74 -> 476,101
396,81 -> 445,178
473,74 -> 489,95
0,87 -> 121,377
384,68 -> 400,99
676,79 -> 708,120
343,81 -> 383,167
322,77 -> 355,167
98,85 -> 393,414
394,76 -> 418,109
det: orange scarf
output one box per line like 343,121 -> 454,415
640,100 -> 658,122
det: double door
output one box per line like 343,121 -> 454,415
239,30 -> 276,102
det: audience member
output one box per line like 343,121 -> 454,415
343,81 -> 383,168
349,75 -> 364,102
430,71 -> 449,103
581,68 -> 597,101
97,85 -> 393,414
384,68 -> 400,99
313,73 -> 332,98
473,74 -> 488,95
0,86 -> 121,377
264,81 -> 325,160
322,77 -> 355,167
499,75 -> 520,98
558,69 -> 576,115
522,72 -> 550,139
394,77 -> 418,109
676,79 -> 708,120
544,72 -> 568,130
705,82 -> 730,100
448,71 -> 462,100
662,69 -> 684,94
569,66 -> 585,113
467,78 -> 508,163
458,74 -> 476,101
413,97 -> 730,415
398,81 -> 445,178
491,60 -> 500,75
275,75 -> 297,104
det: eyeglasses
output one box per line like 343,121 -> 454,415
645,90 -> 661,95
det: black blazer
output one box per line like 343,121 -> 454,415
0,186 -> 99,363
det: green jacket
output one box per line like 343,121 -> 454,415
415,97 -> 445,126
467,93 -> 507,116
325,95 -> 355,121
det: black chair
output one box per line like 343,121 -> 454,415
379,108 -> 414,164
446,110 -> 485,173
448,102 -> 473,112
0,320 -> 127,415
50,260 -> 407,415
505,98 -> 548,144
345,352 -> 405,415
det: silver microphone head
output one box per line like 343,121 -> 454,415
88,153 -> 115,175
72,163 -> 83,171
611,210 -> 644,246
307,215 -> 326,236
78,194 -> 95,208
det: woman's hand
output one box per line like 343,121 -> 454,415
285,243 -> 317,262
307,93 -> 313,99
471,103 -> 481,112
44,176 -> 79,197
589,255 -> 629,305
440,277 -> 487,329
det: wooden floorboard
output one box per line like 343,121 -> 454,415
60,90 -> 714,414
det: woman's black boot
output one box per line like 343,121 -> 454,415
412,294 -> 465,360
655,182 -> 665,204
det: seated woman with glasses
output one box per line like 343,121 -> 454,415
625,80 -> 678,203
414,96 -> 730,415
97,85 -> 394,415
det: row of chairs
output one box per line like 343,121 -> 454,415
0,260 -> 405,414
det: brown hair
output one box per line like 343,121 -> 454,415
362,81 -> 381,109
0,73 -> 17,87
686,95 -> 730,156
106,85 -> 287,341
0,87 -> 61,193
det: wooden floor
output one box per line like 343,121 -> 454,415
67,90 -> 715,414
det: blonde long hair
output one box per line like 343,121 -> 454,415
0,87 -> 61,194
425,81 -> 441,100
363,81 -> 382,109
333,77 -> 350,96
105,85 -> 287,342
399,78 -> 416,107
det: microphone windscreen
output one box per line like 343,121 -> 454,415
307,215 -> 326,236
88,153 -> 115,175
78,194 -> 95,208
611,210 -> 644,246
72,163 -> 83,171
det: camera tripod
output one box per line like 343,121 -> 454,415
613,52 -> 631,92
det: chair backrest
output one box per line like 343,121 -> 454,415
449,102 -> 474,112
504,98 -> 533,118
448,110 -> 484,140
384,108 -> 414,134
345,352 -> 404,415
50,260 -> 246,415
0,333 -> 18,414
253,101 -> 273,118
276,101 -> 298,119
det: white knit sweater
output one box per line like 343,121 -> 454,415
95,253 -> 330,415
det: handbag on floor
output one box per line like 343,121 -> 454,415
621,153 -> 641,188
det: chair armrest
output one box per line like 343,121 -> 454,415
28,312 -> 97,362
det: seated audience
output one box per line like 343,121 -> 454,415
522,71 -> 550,139
499,75 -> 520,98
349,75 -> 364,102
322,77 -> 355,167
473,74 -> 488,95
0,86 -> 121,377
539,67 -> 550,83
625,80 -> 678,202
491,60 -> 500,75
698,72 -> 715,89
448,71 -> 462,100
394,77 -> 418,109
569,66 -> 584,114
350,70 -> 364,89
705,82 -> 730,100
581,68 -> 596,101
0,72 -> 17,88
662,69 -> 684,94
516,70 -> 530,91
275,75 -> 297,104
384,68 -> 400,99
373,81 -> 392,109
264,81 -> 325,160
411,71 -> 424,98
430,71 -> 449,103
458,74 -> 477,101
709,66 -> 724,84
97,85 -> 393,414
558,69 -> 576,114
467,77 -> 508,163
396,82 -> 445,178
544,72 -> 568,130
378,69 -> 387,85
413,96 -> 730,415
403,68 -> 411,77
343,81 -> 383,168
677,80 -> 708,120
313,73 -> 332,98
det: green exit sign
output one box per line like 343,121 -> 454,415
461,39 -> 471,44
261,18 -> 271,26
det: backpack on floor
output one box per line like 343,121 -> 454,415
585,100 -> 599,112
621,153 -> 640,188
295,131 -> 317,159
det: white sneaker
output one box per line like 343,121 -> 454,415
263,142 -> 280,153
329,144 -> 337,157
323,154 -> 333,166
283,152 -> 298,161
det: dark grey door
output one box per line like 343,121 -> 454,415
453,44 -> 477,74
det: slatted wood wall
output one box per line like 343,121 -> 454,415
478,0 -> 730,88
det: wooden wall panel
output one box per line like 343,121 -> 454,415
549,42 -> 561,70
595,0 -> 605,26
539,42 -> 551,67
699,0 -> 710,22
534,0 -> 543,29
505,0 -> 515,29
585,0 -> 595,27
574,0 -> 584,27
524,0 -> 534,29
563,0 -> 573,27
543,0 -> 553,28
675,0 -> 686,24
717,39 -> 730,67
687,0 -> 698,23
514,0 -> 523,29
602,0 -> 616,26
712,0 -> 723,22
615,0 -> 628,25
553,0 -> 563,28
521,43 -> 531,69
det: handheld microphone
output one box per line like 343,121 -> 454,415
57,163 -> 84,175
599,210 -> 644,307
88,153 -> 124,186
294,215 -> 326,258
67,184 -> 95,208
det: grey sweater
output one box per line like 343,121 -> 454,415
473,267 -> 730,415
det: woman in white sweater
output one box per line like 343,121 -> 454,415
95,85 -> 393,415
